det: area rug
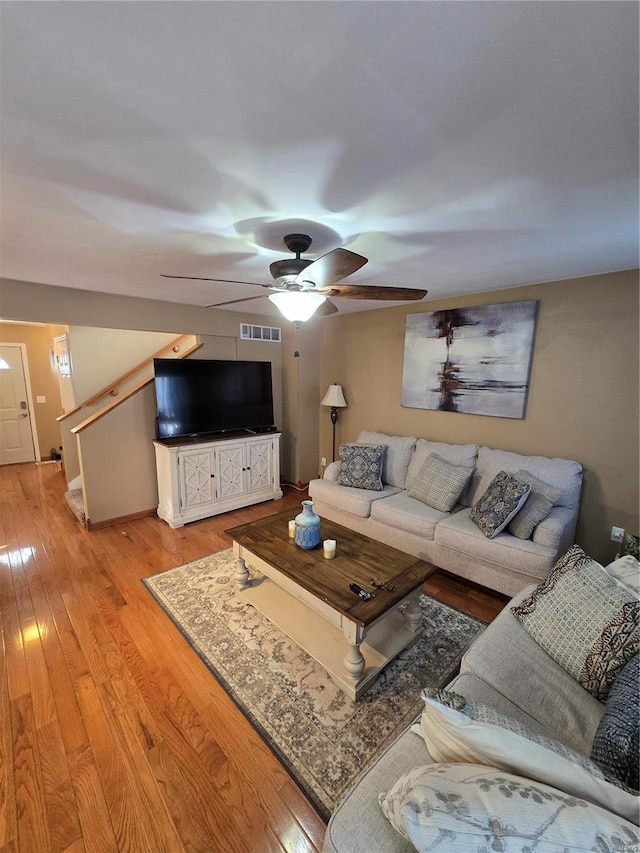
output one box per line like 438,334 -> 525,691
143,549 -> 486,818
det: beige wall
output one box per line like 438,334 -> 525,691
67,326 -> 178,403
0,321 -> 68,458
320,269 -> 639,564
281,322 -> 322,485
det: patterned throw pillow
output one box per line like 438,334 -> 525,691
469,470 -> 531,538
379,763 -> 640,853
508,469 -> 562,539
356,431 -> 417,487
407,453 -> 473,513
337,443 -> 385,491
591,655 -> 640,790
411,688 -> 639,823
511,545 -> 640,701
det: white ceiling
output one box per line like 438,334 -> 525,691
1,1 -> 638,319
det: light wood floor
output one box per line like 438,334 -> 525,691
0,461 -> 508,853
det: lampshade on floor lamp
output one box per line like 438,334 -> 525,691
321,384 -> 348,462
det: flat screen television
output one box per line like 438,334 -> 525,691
153,358 -> 275,440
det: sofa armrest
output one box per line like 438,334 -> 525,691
532,505 -> 577,552
324,461 -> 341,482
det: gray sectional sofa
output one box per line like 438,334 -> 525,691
322,576 -> 639,852
309,430 -> 583,597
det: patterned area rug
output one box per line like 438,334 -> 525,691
143,549 -> 485,818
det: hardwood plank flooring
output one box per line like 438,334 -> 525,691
0,462 -> 508,852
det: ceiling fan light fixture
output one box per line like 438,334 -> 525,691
268,291 -> 326,322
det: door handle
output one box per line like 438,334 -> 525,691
20,413 -> 29,418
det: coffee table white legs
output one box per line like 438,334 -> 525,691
404,592 -> 423,633
343,641 -> 365,683
236,556 -> 250,589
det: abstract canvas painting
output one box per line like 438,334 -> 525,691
402,301 -> 538,418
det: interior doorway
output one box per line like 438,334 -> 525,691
0,343 -> 39,464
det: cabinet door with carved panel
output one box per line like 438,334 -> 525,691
179,449 -> 215,509
216,443 -> 245,499
246,439 -> 274,494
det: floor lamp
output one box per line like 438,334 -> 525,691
321,384 -> 348,462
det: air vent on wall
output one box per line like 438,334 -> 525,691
240,324 -> 281,342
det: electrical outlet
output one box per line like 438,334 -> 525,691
321,457 -> 327,467
610,526 -> 625,543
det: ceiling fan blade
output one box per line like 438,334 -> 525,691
315,298 -> 339,316
321,285 -> 428,301
162,274 -> 266,287
295,248 -> 367,289
205,294 -> 270,308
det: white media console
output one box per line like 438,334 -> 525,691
153,432 -> 283,528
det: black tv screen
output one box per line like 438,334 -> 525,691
153,358 -> 275,440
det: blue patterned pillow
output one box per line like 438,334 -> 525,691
470,470 -> 531,538
591,655 -> 640,790
337,444 -> 385,490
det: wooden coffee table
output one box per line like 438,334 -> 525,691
226,509 -> 437,699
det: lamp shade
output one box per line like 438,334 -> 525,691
321,384 -> 347,408
268,291 -> 326,322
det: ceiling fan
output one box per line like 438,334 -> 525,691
162,233 -> 428,322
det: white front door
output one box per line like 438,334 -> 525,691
0,344 -> 37,464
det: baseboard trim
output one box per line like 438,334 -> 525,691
87,508 -> 156,531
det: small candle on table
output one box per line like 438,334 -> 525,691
288,520 -> 296,538
323,539 -> 337,559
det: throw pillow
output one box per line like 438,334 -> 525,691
405,439 -> 479,492
407,453 -> 473,513
469,470 -> 531,538
604,554 -> 640,597
356,431 -> 417,488
511,545 -> 640,701
591,655 -> 640,791
337,443 -> 385,491
507,469 -> 562,539
379,763 -> 640,853
412,689 -> 639,823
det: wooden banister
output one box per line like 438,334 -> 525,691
71,337 -> 202,435
56,405 -> 82,423
82,334 -> 196,407
56,334 -> 197,423
66,335 -> 202,435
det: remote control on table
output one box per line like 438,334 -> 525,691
349,583 -> 372,601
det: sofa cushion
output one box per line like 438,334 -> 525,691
435,508 -> 555,577
413,690 -> 639,823
356,431 -> 417,488
323,727 -> 428,853
379,763 -> 640,852
445,672 -> 550,735
405,439 -> 479,492
591,654 -> 640,790
508,469 -> 562,539
308,477 -> 401,518
460,584 -> 605,753
337,443 -> 385,490
465,446 -> 582,509
511,545 -> 640,701
605,555 -> 640,597
370,491 -> 449,539
470,471 -> 531,538
407,453 -> 473,513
